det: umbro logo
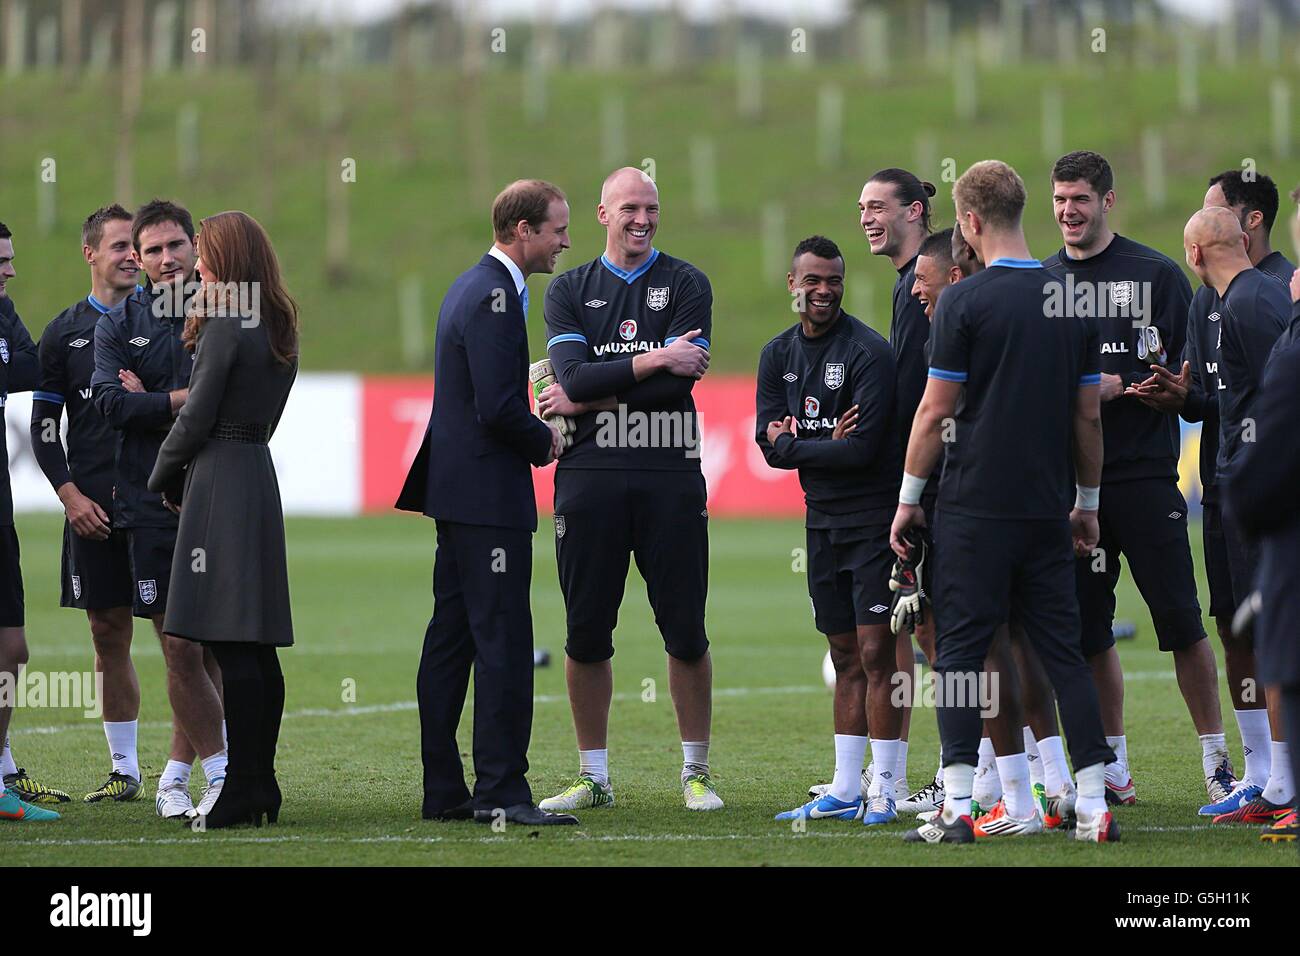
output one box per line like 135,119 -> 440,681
69,338 -> 90,349
128,336 -> 150,347
585,299 -> 607,309
1208,311 -> 1221,323
782,372 -> 798,382
869,604 -> 888,614
1169,511 -> 1182,520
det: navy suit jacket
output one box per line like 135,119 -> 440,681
396,255 -> 553,531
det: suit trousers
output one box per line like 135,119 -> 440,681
419,520 -> 535,813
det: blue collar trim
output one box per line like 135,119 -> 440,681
86,294 -> 114,314
599,249 -> 659,284
989,257 -> 1043,269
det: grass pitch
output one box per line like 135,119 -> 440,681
4,513 -> 1295,867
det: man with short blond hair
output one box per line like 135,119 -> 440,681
895,160 -> 1118,844
31,204 -> 145,805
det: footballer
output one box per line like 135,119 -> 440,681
1042,151 -> 1229,810
533,168 -> 721,812
755,235 -> 904,825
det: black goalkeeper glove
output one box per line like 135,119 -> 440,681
889,527 -> 930,636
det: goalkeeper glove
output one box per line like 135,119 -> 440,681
888,527 -> 930,636
528,358 -> 575,449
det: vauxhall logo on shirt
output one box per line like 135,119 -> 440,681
798,395 -> 841,432
594,316 -> 663,356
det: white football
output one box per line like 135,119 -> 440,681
822,650 -> 836,690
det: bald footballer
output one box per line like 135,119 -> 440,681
533,168 -> 721,812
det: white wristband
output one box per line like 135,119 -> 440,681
1075,484 -> 1100,511
900,472 -> 928,506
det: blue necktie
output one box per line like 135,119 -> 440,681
520,286 -> 529,319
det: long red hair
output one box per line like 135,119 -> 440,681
183,211 -> 299,365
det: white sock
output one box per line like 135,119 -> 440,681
103,720 -> 140,781
161,759 -> 192,789
996,753 -> 1032,818
1104,734 -> 1129,785
0,735 -> 16,777
1261,741 -> 1293,805
895,739 -> 909,791
935,747 -> 944,785
1039,735 -> 1072,794
868,739 -> 900,798
578,748 -> 609,785
1235,709 -> 1272,786
973,736 -> 1002,805
681,740 -> 709,781
1076,762 -> 1107,819
200,751 -> 228,783
830,734 -> 869,802
1199,732 -> 1229,778
1023,726 -> 1044,789
941,763 -> 974,822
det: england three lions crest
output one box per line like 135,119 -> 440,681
824,363 -> 845,390
646,286 -> 670,311
1109,280 -> 1135,308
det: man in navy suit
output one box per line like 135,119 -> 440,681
397,180 -> 574,826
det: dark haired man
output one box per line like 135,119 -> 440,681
1179,206 -> 1293,827
1130,170 -> 1294,818
92,199 -> 227,821
951,220 -> 982,278
533,168 -> 721,813
31,205 -> 144,803
0,221 -> 68,820
858,167 -> 940,809
1228,183 -> 1300,843
1041,151 -> 1228,813
757,236 -> 903,825
398,178 -> 573,827
910,229 -> 961,319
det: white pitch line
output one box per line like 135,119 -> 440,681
6,673 -> 1190,737
1,824 -> 1220,849
11,684 -> 825,737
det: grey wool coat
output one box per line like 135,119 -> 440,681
148,314 -> 298,646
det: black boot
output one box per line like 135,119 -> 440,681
196,657 -> 265,829
258,646 -> 285,824
199,771 -> 261,829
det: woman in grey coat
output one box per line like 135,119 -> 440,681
148,210 -> 299,829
